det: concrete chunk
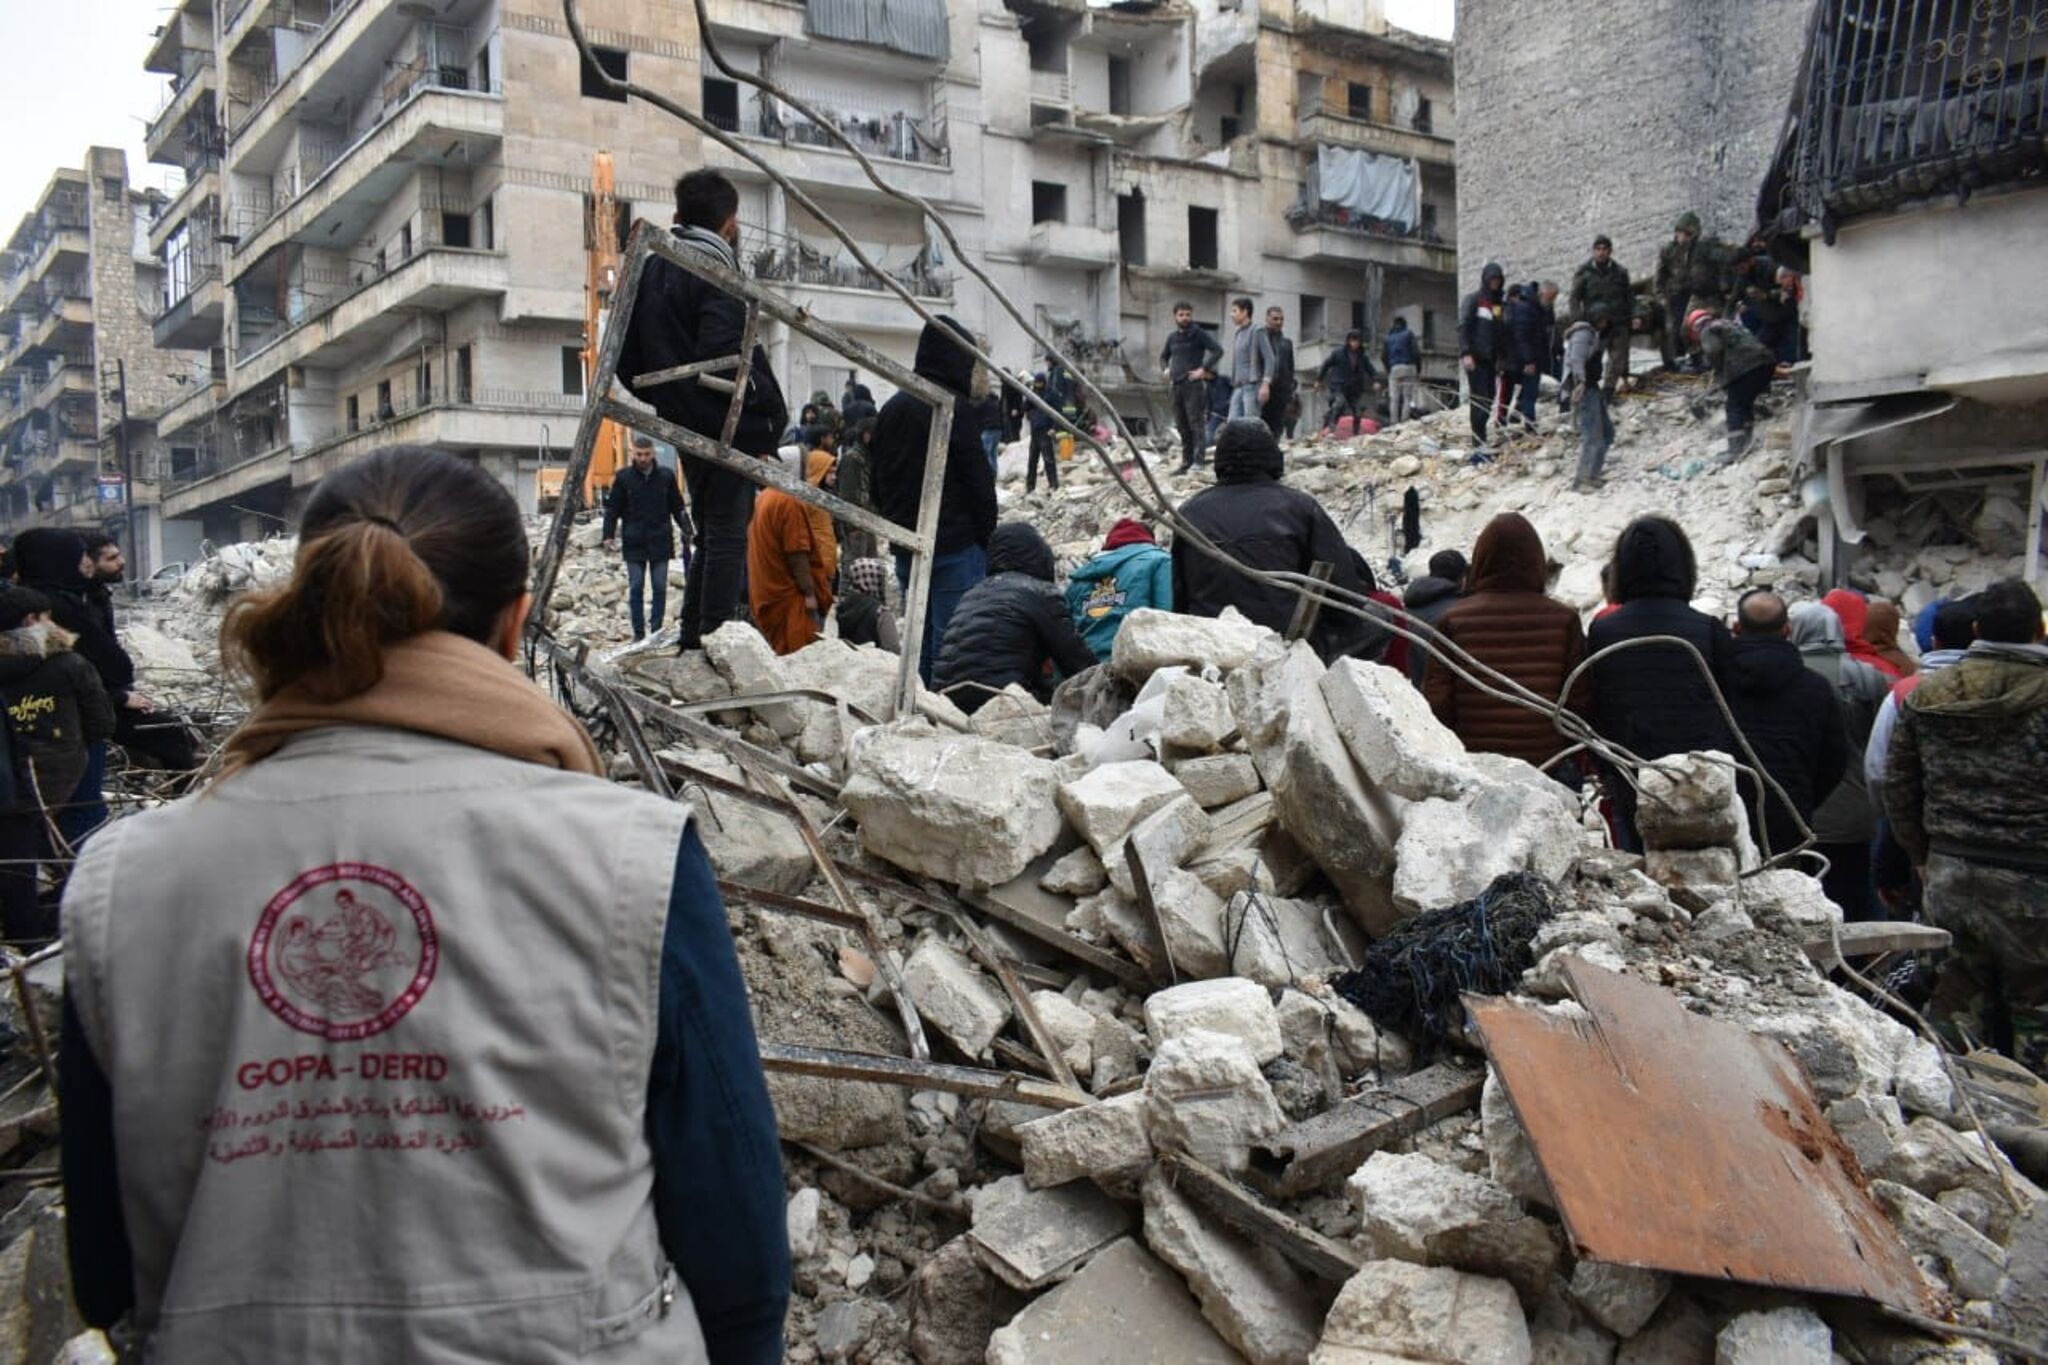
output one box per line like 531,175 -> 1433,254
1312,1260 -> 1533,1365
1152,867 -> 1233,979
703,620 -> 805,737
1714,1307 -> 1832,1364
1059,760 -> 1189,855
1112,606 -> 1278,681
1320,655 -> 1474,801
1105,795 -> 1214,897
902,937 -> 1012,1060
842,722 -> 1066,887
1347,1150 -> 1560,1304
1144,1029 -> 1286,1173
1041,844 -> 1108,896
1173,752 -> 1263,809
1019,1093 -> 1154,1189
986,1237 -> 1243,1365
1028,989 -> 1097,1079
1146,978 -> 1284,1063
969,1172 -> 1136,1291
1393,758 -> 1584,915
1481,1068 -> 1553,1211
1567,1259 -> 1670,1338
1160,673 -> 1238,752
1223,890 -> 1346,989
1141,1166 -> 1324,1365
1870,1179 -> 2008,1300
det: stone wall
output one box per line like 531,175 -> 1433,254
1451,0 -> 1810,292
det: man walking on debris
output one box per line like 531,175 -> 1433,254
871,314 -> 998,683
602,435 -> 690,642
1657,212 -> 1733,371
1458,261 -> 1509,453
1887,577 -> 2048,1069
1789,600 -> 1891,918
1066,518 -> 1172,663
1504,282 -> 1549,431
1159,302 -> 1222,472
1563,304 -> 1618,492
1318,329 -> 1377,434
1383,317 -> 1421,424
1024,373 -> 1061,494
1172,418 -> 1386,664
1691,310 -> 1776,460
1256,306 -> 1296,436
618,168 -> 790,653
1570,235 -> 1632,399
1226,297 -> 1262,421
934,522 -> 1097,714
1724,589 -> 1848,861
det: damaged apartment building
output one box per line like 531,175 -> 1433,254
131,0 -> 1456,542
0,150 -> 202,576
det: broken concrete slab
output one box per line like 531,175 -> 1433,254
1869,1179 -> 2008,1301
1059,760 -> 1189,855
1480,1068 -> 1552,1211
1347,1149 -> 1561,1304
1151,867 -> 1233,979
1112,606 -> 1278,681
1567,1260 -> 1670,1339
1041,845 -> 1107,897
1737,869 -> 1843,932
1391,763 -> 1582,916
909,1234 -> 1027,1365
969,1172 -> 1136,1292
902,937 -> 1013,1060
703,620 -> 805,737
660,747 -> 817,894
1173,752 -> 1263,809
1312,1259 -> 1533,1365
1105,795 -> 1214,899
1141,1166 -> 1324,1365
1160,673 -> 1238,752
1714,1306 -> 1832,1363
1223,891 -> 1347,990
1028,989 -> 1097,1079
1633,751 -> 1747,851
1320,655 -> 1475,802
985,1236 -> 1244,1365
1019,1092 -> 1154,1190
1526,1279 -> 1618,1365
1146,978 -> 1285,1064
1145,1029 -> 1287,1174
842,722 -> 1067,887
972,687 -> 1055,749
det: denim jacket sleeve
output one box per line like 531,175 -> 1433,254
648,825 -> 791,1364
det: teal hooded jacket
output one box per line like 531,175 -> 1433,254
1064,542 -> 1173,661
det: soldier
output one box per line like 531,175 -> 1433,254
1655,213 -> 1702,371
1691,311 -> 1776,459
1570,234 -> 1632,398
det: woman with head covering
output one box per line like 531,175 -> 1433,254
1862,598 -> 1916,678
836,557 -> 899,651
1822,587 -> 1903,679
746,449 -> 837,655
59,446 -> 788,1361
1789,599 -> 1893,916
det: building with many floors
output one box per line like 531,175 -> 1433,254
129,0 -> 1455,541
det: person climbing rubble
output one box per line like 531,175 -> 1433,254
1886,576 -> 2048,1070
1422,513 -> 1591,775
59,446 -> 789,1361
932,522 -> 1096,714
1317,329 -> 1377,435
871,314 -> 998,684
1788,599 -> 1891,918
1723,589 -> 1848,861
1656,211 -> 1727,371
1569,234 -> 1632,399
1457,261 -> 1509,453
1689,309 -> 1776,460
1158,301 -> 1222,473
1065,518 -> 1173,663
1562,303 -> 1618,492
747,447 -> 838,656
601,434 -> 691,642
618,168 -> 790,653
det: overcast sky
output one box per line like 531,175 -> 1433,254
0,0 -> 1455,230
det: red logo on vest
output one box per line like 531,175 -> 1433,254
248,864 -> 438,1041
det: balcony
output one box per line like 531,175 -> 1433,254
156,373 -> 226,438
162,440 -> 291,519
1297,101 -> 1455,167
29,298 -> 94,354
737,222 -> 953,330
233,246 -> 509,381
1021,220 -> 1120,269
1284,198 -> 1454,274
3,229 -> 90,311
30,363 -> 93,413
145,57 -> 217,166
156,266 -> 227,350
148,165 -> 221,256
706,87 -> 953,203
292,389 -> 585,485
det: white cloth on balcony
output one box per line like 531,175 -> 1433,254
1314,145 -> 1420,230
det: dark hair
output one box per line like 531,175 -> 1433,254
1974,577 -> 2043,644
82,531 -> 117,557
1232,296 -> 1253,313
1173,300 -> 1193,312
1931,596 -> 1978,652
1427,549 -> 1467,583
222,446 -> 529,703
1736,588 -> 1788,635
674,169 -> 739,232
1593,234 -> 1612,249
0,586 -> 51,630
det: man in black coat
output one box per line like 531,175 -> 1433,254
603,435 -> 692,640
1401,548 -> 1467,687
1255,306 -> 1297,437
618,168 -> 790,651
1586,515 -> 1736,849
934,523 -> 1096,714
1725,589 -> 1848,859
1172,419 -> 1382,664
77,531 -> 198,785
1458,261 -> 1509,450
1158,303 -> 1223,472
870,313 -> 999,684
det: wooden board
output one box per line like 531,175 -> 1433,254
1246,1062 -> 1485,1197
1466,958 -> 1939,1316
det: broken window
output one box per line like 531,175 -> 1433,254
456,345 -> 473,403
581,45 -> 629,102
1031,182 -> 1067,225
1117,192 -> 1146,266
101,176 -> 122,203
1025,25 -> 1067,74
442,212 -> 472,248
345,395 -> 358,433
1300,294 -> 1324,340
1220,116 -> 1241,142
1413,96 -> 1433,134
561,346 -> 584,397
1187,206 -> 1218,270
1347,82 -> 1373,120
1107,57 -> 1133,116
703,77 -> 740,132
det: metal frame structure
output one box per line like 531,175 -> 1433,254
529,220 -> 955,716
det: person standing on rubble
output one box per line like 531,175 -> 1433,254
1256,306 -> 1297,436
1382,317 -> 1422,425
934,523 -> 1097,713
1158,302 -> 1222,473
1458,262 -> 1509,453
748,447 -> 837,656
1066,518 -> 1172,663
1504,282 -> 1549,431
1563,304 -> 1618,492
871,314 -> 998,683
1656,213 -> 1705,371
1690,310 -> 1776,460
1886,577 -> 2048,1071
602,434 -> 691,642
1723,589 -> 1848,862
1172,418 -> 1386,664
1586,516 -> 1734,850
620,169 -> 790,654
1866,594 -> 1974,916
1317,330 -> 1377,435
1789,599 -> 1891,918
1570,235 -> 1632,399
59,446 -> 789,1362
834,414 -> 879,562
1422,514 -> 1591,776
1225,297 -> 1264,421
1024,373 -> 1061,494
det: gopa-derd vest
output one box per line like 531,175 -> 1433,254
63,726 -> 708,1363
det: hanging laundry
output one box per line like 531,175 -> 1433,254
1314,145 -> 1421,230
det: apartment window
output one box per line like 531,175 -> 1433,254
442,212 -> 472,248
400,224 -> 414,260
1347,83 -> 1373,120
1031,182 -> 1067,225
1414,96 -> 1433,134
373,247 -> 387,276
417,358 -> 432,406
456,344 -> 473,403
581,45 -> 629,102
1421,309 -> 1438,346
345,395 -> 359,433
703,77 -> 740,132
375,379 -> 393,420
1219,116 -> 1241,142
1300,294 -> 1324,340
1025,28 -> 1067,73
1187,206 -> 1218,270
1351,299 -> 1367,333
476,43 -> 491,92
1107,57 -> 1132,116
480,198 -> 495,250
561,346 -> 584,396
1117,192 -> 1146,267
102,176 -> 122,202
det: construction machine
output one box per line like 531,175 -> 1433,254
538,151 -> 629,512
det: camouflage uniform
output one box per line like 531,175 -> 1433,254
1569,256 -> 1633,397
1887,643 -> 2048,1070
1655,212 -> 1736,369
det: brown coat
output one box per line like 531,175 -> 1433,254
1422,513 -> 1592,769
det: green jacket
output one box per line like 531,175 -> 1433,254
1887,643 -> 2048,867
1701,320 -> 1775,387
1570,258 -> 1632,320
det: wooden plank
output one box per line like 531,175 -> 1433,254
1159,1151 -> 1364,1283
757,1040 -> 1089,1110
1467,957 -> 1938,1316
1246,1062 -> 1485,1197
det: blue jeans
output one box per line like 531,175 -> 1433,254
1508,366 -> 1541,426
1228,385 -> 1261,420
981,429 -> 1002,474
895,545 -> 988,687
58,741 -> 107,850
626,557 -> 669,639
1574,387 -> 1614,483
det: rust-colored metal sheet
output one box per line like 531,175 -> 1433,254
1465,957 -> 1941,1316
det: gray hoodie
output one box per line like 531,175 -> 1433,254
1789,601 -> 1892,841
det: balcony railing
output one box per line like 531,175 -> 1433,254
146,51 -> 216,146
163,438 -> 285,493
1285,193 -> 1447,247
1029,69 -> 1072,105
233,238 -> 504,364
738,222 -> 953,299
709,88 -> 949,167
158,260 -> 223,320
1773,0 -> 2048,227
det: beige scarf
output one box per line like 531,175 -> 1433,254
223,631 -> 604,777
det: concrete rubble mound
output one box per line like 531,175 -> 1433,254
31,385 -> 2045,1364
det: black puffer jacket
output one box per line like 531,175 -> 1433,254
12,529 -> 132,705
1457,262 -> 1508,365
871,315 -> 998,556
1724,633 -> 1848,857
1506,290 -> 1551,370
617,226 -> 790,455
0,621 -> 115,808
602,462 -> 689,562
1402,574 -> 1461,687
934,524 -> 1096,713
